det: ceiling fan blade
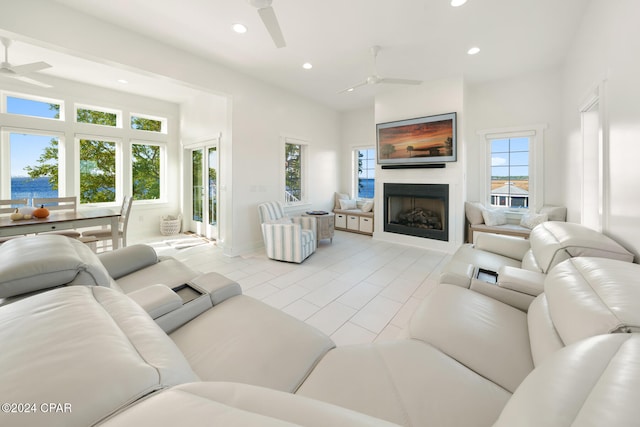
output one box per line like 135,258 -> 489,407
257,6 -> 286,48
379,78 -> 422,85
338,80 -> 368,94
11,61 -> 52,75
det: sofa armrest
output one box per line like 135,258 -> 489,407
127,284 -> 183,319
98,244 -> 158,279
189,272 -> 241,305
497,266 -> 545,296
475,233 -> 531,261
292,216 -> 317,236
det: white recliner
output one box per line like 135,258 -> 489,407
258,200 -> 317,263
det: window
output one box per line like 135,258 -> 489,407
480,125 -> 545,211
131,114 -> 166,133
1,89 -> 171,206
76,105 -> 120,127
79,138 -> 116,203
283,138 -> 308,204
9,132 -> 60,203
6,95 -> 62,120
490,137 -> 529,208
354,148 -> 375,198
132,142 -> 162,201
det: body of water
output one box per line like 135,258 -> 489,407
358,178 -> 375,198
11,176 -> 58,203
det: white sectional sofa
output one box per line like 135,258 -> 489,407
1,233 -> 640,426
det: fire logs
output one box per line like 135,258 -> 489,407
395,208 -> 442,229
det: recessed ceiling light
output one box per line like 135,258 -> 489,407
302,62 -> 313,70
117,79 -> 128,84
451,0 -> 467,6
347,88 -> 354,92
467,46 -> 480,55
232,23 -> 247,34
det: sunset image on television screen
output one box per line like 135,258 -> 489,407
379,119 -> 453,159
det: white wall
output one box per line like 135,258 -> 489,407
0,0 -> 342,256
465,67 -> 565,205
339,106 -> 375,197
561,0 -> 640,258
374,77 -> 465,253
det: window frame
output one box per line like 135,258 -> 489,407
281,136 -> 309,206
352,146 -> 376,199
478,124 -> 546,213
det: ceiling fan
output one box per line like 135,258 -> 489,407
0,38 -> 52,88
248,0 -> 286,48
339,46 -> 422,93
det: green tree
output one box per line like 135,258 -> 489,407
285,143 -> 302,201
132,143 -> 160,200
357,151 -> 364,193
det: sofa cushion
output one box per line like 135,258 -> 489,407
464,201 -> 485,225
102,382 -> 400,427
170,295 -> 335,393
529,221 -> 634,273
339,198 -> 357,210
0,235 -> 112,298
333,192 -> 350,210
520,212 -> 548,229
361,200 -> 374,212
0,286 -> 198,427
409,284 -> 534,393
545,257 -> 640,346
297,340 -> 511,427
494,333 -> 640,427
482,208 -> 507,226
98,244 -> 158,280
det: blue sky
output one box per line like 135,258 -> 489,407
7,97 -> 59,177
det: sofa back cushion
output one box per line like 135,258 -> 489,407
0,235 -> 113,298
493,334 -> 640,426
0,286 -> 198,427
545,257 -> 640,346
529,221 -> 633,273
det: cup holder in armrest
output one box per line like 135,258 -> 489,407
171,284 -> 204,304
476,268 -> 498,284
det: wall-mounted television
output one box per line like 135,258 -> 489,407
376,112 -> 457,166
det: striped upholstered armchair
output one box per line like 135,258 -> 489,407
257,201 -> 317,263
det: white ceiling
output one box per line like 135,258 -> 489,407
4,0 -> 590,110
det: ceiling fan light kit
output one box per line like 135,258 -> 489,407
339,45 -> 423,94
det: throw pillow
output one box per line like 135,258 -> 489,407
465,201 -> 485,225
482,209 -> 507,226
339,199 -> 357,210
334,192 -> 350,210
520,213 -> 548,229
361,201 -> 374,212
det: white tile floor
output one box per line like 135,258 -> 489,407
143,231 -> 451,346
